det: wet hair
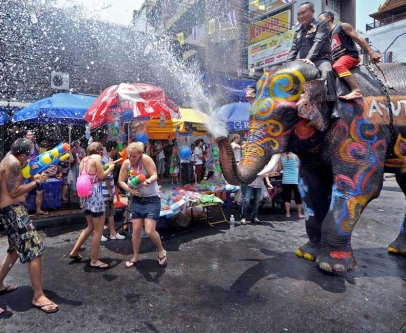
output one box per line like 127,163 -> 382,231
246,84 -> 257,94
25,130 -> 35,137
319,11 -> 334,22
128,142 -> 144,153
106,141 -> 118,152
299,2 -> 315,10
11,138 -> 33,156
87,142 -> 103,155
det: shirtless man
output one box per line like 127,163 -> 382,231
0,138 -> 59,314
318,11 -> 381,100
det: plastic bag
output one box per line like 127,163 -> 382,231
234,188 -> 243,204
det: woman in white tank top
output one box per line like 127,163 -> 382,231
118,142 -> 167,268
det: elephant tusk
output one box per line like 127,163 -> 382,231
257,154 -> 281,176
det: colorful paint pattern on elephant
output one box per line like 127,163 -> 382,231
386,134 -> 406,171
331,113 -> 386,235
298,177 -> 314,220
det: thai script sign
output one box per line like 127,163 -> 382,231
248,10 -> 290,45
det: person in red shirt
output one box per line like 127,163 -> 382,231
318,11 -> 381,100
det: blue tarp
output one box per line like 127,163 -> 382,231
12,93 -> 96,125
217,102 -> 251,131
0,109 -> 10,125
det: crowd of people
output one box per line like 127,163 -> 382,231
0,1 -> 380,315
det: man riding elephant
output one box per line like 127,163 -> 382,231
217,60 -> 406,274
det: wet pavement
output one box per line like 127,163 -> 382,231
0,177 -> 406,333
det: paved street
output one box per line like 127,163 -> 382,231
0,177 -> 406,333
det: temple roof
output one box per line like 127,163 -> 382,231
370,0 -> 406,20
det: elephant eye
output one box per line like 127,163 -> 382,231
251,98 -> 275,119
268,69 -> 305,102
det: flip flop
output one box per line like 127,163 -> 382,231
158,251 -> 167,267
0,285 -> 18,295
36,211 -> 49,215
125,260 -> 139,268
69,255 -> 82,261
33,302 -> 59,314
90,263 -> 109,269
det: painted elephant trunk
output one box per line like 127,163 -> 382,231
217,136 -> 269,185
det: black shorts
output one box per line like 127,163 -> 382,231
0,203 -> 45,263
282,184 -> 302,204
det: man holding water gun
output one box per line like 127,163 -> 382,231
0,138 -> 59,314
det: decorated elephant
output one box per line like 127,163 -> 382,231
217,60 -> 406,273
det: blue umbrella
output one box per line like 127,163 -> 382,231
12,93 -> 96,125
217,102 -> 251,131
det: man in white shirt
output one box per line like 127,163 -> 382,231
193,139 -> 204,184
231,134 -> 242,163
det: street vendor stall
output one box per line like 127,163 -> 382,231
142,108 -> 210,139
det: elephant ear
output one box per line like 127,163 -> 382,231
297,79 -> 330,132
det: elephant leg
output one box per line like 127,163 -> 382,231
295,164 -> 333,262
388,173 -> 406,255
316,171 -> 383,273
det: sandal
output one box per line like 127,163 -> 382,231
90,262 -> 109,269
69,254 -> 82,261
158,250 -> 167,267
33,302 -> 59,314
125,259 -> 139,268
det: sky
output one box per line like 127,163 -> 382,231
356,0 -> 385,32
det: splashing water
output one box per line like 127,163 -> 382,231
132,23 -> 229,138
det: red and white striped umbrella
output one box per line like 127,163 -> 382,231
84,83 -> 179,128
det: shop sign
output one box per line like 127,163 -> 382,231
249,0 -> 289,19
248,28 -> 294,69
248,10 -> 290,44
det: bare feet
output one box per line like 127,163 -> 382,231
36,210 -> 49,215
339,89 -> 363,100
298,215 -> 305,219
32,295 -> 59,313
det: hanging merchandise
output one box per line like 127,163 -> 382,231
160,112 -> 165,127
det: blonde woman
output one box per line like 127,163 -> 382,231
69,142 -> 114,268
118,142 -> 167,268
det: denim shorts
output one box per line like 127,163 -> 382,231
131,196 -> 160,221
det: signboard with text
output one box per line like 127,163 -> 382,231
249,0 -> 290,19
248,10 -> 291,45
248,28 -> 294,69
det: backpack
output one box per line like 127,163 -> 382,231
76,158 -> 93,197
